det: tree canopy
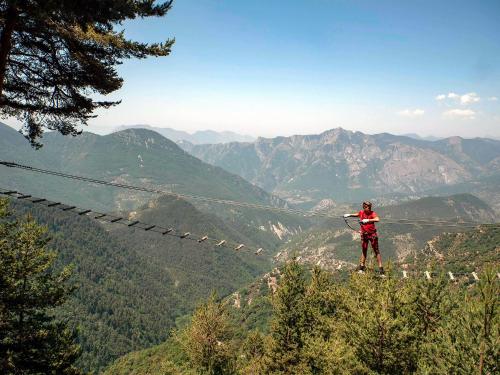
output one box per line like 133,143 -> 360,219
0,0 -> 174,147
0,199 -> 81,374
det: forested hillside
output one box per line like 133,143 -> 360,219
0,123 -> 306,239
6,195 -> 277,373
418,225 -> 500,273
2,0 -> 497,374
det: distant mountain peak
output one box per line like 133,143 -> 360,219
320,127 -> 350,136
113,126 -> 167,139
112,124 -> 255,144
110,127 -> 183,154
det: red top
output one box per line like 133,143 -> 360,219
359,210 -> 378,233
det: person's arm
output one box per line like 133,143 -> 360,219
361,214 -> 380,223
343,212 -> 360,218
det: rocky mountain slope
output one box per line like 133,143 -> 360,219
185,128 -> 500,208
416,225 -> 500,273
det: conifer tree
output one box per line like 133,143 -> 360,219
337,272 -> 419,374
407,274 -> 457,371
264,260 -> 309,374
0,0 -> 174,147
0,199 -> 81,374
301,268 -> 365,374
177,292 -> 236,375
237,330 -> 266,375
419,268 -> 499,374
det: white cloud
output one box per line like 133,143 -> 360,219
460,92 -> 480,105
397,109 -> 425,117
488,96 -> 498,101
435,92 -> 481,105
443,109 -> 476,119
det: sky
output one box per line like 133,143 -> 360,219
11,0 -> 500,138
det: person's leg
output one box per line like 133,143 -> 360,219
370,235 -> 384,272
360,236 -> 368,267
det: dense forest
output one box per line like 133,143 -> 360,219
105,261 -> 499,374
3,197 -> 273,373
2,196 -> 499,374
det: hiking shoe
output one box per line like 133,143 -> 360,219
355,265 -> 366,273
378,267 -> 386,277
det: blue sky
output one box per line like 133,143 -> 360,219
87,0 -> 500,138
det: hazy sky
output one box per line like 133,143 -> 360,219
12,0 -> 500,138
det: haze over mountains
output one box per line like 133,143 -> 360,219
113,124 -> 255,144
3,122 -> 500,213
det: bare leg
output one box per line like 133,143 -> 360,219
360,240 -> 368,266
371,236 -> 383,269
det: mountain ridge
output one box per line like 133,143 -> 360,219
185,127 -> 500,207
0,122 -> 310,253
112,124 -> 255,144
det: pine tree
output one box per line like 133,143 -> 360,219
264,260 -> 310,374
419,268 -> 499,374
237,330 -> 266,375
407,274 -> 457,373
0,0 -> 174,147
263,263 -> 366,374
337,271 -> 419,374
0,199 -> 81,374
176,292 -> 236,375
301,267 -> 365,375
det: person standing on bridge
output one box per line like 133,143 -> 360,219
344,201 -> 384,275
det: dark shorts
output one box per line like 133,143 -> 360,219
361,231 -> 379,255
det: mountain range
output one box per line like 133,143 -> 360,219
2,122 -> 499,373
113,124 -> 255,144
184,128 -> 500,208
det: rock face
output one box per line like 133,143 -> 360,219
186,128 -> 500,207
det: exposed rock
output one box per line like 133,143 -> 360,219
232,292 -> 241,309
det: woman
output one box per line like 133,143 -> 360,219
344,201 -> 384,275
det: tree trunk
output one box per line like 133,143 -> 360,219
0,5 -> 18,100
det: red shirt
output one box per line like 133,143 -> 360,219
359,210 -> 378,233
